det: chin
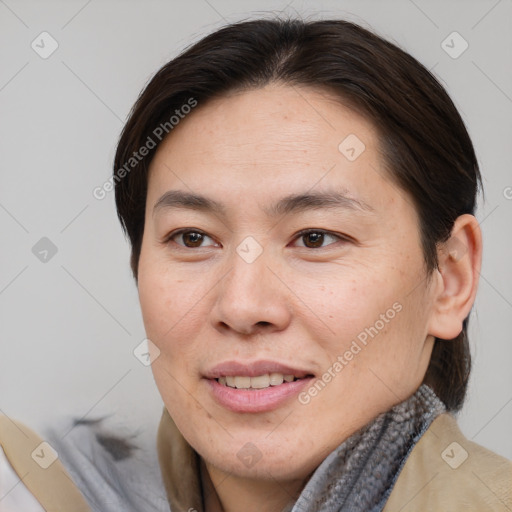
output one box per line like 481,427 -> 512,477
203,439 -> 321,482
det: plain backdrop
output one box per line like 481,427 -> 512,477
1,0 -> 511,460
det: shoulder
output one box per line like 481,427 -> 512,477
0,413 -> 170,512
44,414 -> 171,512
0,444 -> 45,511
384,412 -> 512,511
0,414 -> 90,511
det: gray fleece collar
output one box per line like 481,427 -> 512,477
288,385 -> 446,512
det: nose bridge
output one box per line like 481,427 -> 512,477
224,239 -> 273,303
212,238 -> 290,333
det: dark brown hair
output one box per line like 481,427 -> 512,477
114,17 -> 482,411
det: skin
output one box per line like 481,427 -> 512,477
137,83 -> 482,512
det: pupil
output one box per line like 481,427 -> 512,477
306,232 -> 323,248
185,232 -> 202,247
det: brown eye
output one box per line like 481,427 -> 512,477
294,229 -> 346,249
302,231 -> 324,248
167,229 -> 217,248
181,231 -> 204,247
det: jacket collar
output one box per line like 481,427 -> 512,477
156,407 -> 204,512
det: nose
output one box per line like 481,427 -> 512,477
210,248 -> 292,337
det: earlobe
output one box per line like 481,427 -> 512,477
428,214 -> 482,340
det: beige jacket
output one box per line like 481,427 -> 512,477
1,412 -> 511,511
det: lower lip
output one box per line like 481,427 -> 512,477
205,377 -> 314,413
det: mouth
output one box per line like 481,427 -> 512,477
204,360 -> 315,413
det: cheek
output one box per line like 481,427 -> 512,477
308,266 -> 427,377
138,250 -> 199,344
138,263 -> 204,410
137,250 -> 216,394
137,269 -> 174,342
307,272 -> 400,342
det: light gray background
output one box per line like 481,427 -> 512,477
1,0 -> 511,459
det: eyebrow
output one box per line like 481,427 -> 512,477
152,189 -> 375,218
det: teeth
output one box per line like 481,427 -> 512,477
250,374 -> 270,388
269,372 -> 284,386
234,376 -> 251,389
217,373 -> 300,389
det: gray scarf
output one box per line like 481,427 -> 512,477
286,384 -> 446,512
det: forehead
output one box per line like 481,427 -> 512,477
153,83 -> 376,163
146,83 -> 410,220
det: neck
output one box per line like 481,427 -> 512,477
201,458 -> 309,512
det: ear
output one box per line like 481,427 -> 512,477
427,214 -> 482,340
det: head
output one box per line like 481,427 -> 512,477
114,18 -> 482,484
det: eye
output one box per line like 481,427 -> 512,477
292,229 -> 348,249
166,229 -> 218,248
164,228 -> 349,250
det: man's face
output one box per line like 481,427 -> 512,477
138,83 -> 437,481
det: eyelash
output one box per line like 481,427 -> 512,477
164,228 -> 350,250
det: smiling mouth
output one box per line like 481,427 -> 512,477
215,373 -> 312,390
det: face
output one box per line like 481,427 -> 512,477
138,83 -> 438,483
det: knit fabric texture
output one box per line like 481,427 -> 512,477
286,384 -> 446,512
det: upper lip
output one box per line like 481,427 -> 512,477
203,360 -> 314,379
